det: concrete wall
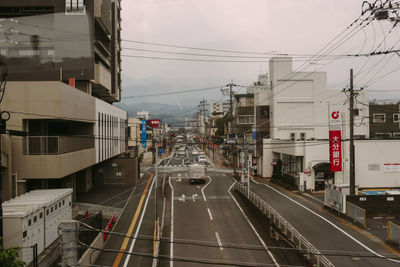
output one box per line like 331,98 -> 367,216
354,140 -> 400,188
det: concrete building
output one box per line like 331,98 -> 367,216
0,0 -> 127,201
210,101 -> 230,118
137,110 -> 150,120
369,100 -> 400,138
258,57 -> 370,190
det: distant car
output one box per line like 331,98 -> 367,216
198,155 -> 206,164
188,164 -> 206,184
177,151 -> 186,158
192,150 -> 198,155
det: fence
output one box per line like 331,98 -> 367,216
387,221 -> 400,245
324,186 -> 346,214
346,202 -> 366,228
234,182 -> 334,267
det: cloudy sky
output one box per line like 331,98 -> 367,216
121,0 -> 400,105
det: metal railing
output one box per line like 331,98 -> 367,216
25,136 -> 95,155
234,182 -> 335,267
346,202 -> 366,228
387,221 -> 400,245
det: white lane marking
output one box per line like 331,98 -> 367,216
207,208 -> 214,221
228,182 -> 280,267
201,176 -> 212,202
169,177 -> 174,267
250,179 -> 400,264
303,193 -> 324,205
122,176 -> 156,267
215,232 -> 223,251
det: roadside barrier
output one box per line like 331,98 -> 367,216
346,202 -> 366,228
234,182 -> 335,267
387,221 -> 400,245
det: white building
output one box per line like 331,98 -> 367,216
210,101 -> 230,118
137,110 -> 150,120
257,57 -> 370,190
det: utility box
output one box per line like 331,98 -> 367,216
2,188 -> 73,265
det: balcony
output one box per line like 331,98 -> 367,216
25,136 -> 94,155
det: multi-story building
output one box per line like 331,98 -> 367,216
0,0 -> 126,201
258,57 -> 370,190
137,110 -> 150,120
369,100 -> 400,138
210,101 -> 230,118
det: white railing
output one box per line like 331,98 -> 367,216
387,221 -> 400,245
234,182 -> 335,267
346,202 -> 366,228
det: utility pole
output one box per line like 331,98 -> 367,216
349,69 -> 356,195
223,82 -> 237,118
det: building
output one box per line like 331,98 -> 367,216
210,101 -> 230,118
0,0 -> 127,201
369,100 -> 400,138
258,57 -> 369,190
137,110 -> 150,120
127,117 -> 141,155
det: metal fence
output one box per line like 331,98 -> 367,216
346,202 -> 366,228
234,182 -> 335,267
387,221 -> 400,245
25,136 -> 95,155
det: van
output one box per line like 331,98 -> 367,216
189,164 -> 206,184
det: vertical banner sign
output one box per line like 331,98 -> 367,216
329,107 -> 342,172
141,120 -> 147,148
252,125 -> 257,140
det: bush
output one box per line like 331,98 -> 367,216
0,238 -> 25,267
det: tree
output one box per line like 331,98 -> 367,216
0,238 -> 25,267
215,116 -> 229,137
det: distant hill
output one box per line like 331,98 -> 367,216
115,102 -> 197,127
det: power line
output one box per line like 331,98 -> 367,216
122,85 -> 223,99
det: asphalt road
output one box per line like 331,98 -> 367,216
249,179 -> 400,267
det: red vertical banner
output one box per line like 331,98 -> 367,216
329,130 -> 342,172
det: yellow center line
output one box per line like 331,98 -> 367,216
112,173 -> 154,267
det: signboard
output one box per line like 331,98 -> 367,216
148,119 -> 160,128
141,120 -> 147,148
329,130 -> 342,172
384,163 -> 400,173
329,105 -> 342,172
252,125 -> 257,140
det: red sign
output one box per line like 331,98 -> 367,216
148,119 -> 160,128
329,130 -> 342,172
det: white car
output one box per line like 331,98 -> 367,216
198,155 -> 206,164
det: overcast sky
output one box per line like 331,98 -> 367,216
121,0 -> 400,105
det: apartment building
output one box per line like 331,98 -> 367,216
0,0 -> 127,201
210,101 -> 230,118
369,100 -> 400,138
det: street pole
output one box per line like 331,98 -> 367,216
349,69 -> 356,195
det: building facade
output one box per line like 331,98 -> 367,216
258,57 -> 369,190
0,0 -> 127,201
210,101 -> 230,118
369,100 -> 400,138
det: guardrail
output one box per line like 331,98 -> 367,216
387,221 -> 400,245
346,202 -> 366,228
234,182 -> 335,267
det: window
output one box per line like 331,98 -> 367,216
300,133 -> 306,141
393,132 -> 400,137
290,133 -> 296,141
23,231 -> 27,238
63,200 -> 65,205
59,202 -> 61,208
46,209 -> 49,216
373,114 -> 386,123
55,205 -> 58,210
238,115 -> 254,124
28,219 -> 32,226
65,0 -> 86,14
51,207 -> 53,212
394,114 -> 399,122
33,216 -> 37,223
40,212 -> 43,219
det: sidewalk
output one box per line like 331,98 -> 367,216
206,148 -> 228,168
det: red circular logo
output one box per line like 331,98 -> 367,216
331,111 -> 339,120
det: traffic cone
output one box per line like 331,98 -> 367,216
85,210 -> 89,218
